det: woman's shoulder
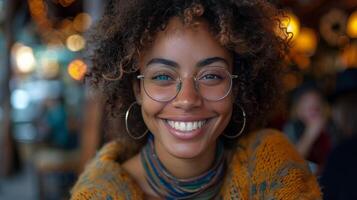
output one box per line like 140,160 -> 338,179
70,141 -> 143,200
222,129 -> 322,199
244,128 -> 307,165
235,128 -> 296,152
230,129 -> 308,170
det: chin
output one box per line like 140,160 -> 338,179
163,140 -> 207,159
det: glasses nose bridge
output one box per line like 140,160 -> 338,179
176,75 -> 200,94
171,75 -> 202,109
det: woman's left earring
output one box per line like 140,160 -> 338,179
125,101 -> 148,140
223,104 -> 246,139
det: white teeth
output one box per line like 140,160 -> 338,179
187,122 -> 193,130
179,122 -> 185,130
193,121 -> 198,130
166,120 -> 206,132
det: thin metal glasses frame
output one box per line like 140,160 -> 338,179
137,69 -> 238,102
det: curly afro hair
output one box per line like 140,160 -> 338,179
86,0 -> 289,152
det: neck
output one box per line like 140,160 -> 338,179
154,139 -> 217,179
140,136 -> 226,199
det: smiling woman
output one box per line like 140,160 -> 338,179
70,1 -> 322,199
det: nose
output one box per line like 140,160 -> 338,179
172,78 -> 202,110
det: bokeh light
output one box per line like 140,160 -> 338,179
58,0 -> 76,7
12,43 -> 36,73
66,34 -> 86,52
11,89 -> 30,109
283,73 -> 301,91
73,13 -> 92,32
281,12 -> 300,40
67,59 -> 87,81
40,59 -> 60,79
340,43 -> 357,68
293,27 -> 318,56
59,19 -> 75,35
319,9 -> 347,47
28,0 -> 51,29
347,10 -> 357,38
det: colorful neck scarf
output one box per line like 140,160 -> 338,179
140,134 -> 226,200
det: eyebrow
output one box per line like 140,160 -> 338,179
146,58 -> 178,68
146,57 -> 229,68
196,57 -> 229,68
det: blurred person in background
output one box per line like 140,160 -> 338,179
35,93 -> 79,199
283,81 -> 332,175
38,96 -> 71,148
320,68 -> 357,200
37,91 -> 78,150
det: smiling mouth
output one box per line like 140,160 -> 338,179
166,120 -> 208,132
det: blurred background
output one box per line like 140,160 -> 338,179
0,0 -> 356,199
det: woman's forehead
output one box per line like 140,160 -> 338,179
138,17 -> 232,70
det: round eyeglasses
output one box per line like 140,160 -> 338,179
137,66 -> 238,102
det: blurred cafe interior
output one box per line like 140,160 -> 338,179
0,0 -> 356,199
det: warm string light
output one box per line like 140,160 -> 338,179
28,0 -> 52,30
347,10 -> 357,38
340,44 -> 357,68
293,27 -> 318,56
28,0 -> 92,49
280,12 -> 300,41
66,34 -> 86,51
67,59 -> 87,81
73,13 -> 92,32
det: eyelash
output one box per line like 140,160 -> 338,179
200,74 -> 222,80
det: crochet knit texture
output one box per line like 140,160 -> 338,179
71,129 -> 322,199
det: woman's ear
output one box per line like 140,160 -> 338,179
132,79 -> 143,105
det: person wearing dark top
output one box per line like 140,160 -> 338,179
321,135 -> 357,200
320,68 -> 357,200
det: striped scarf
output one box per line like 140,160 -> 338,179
140,134 -> 226,199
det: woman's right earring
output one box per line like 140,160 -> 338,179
125,101 -> 148,140
223,104 -> 246,139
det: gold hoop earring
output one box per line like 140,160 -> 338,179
223,104 -> 246,139
125,101 -> 148,140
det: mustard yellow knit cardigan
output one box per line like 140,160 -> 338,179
71,129 -> 322,199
